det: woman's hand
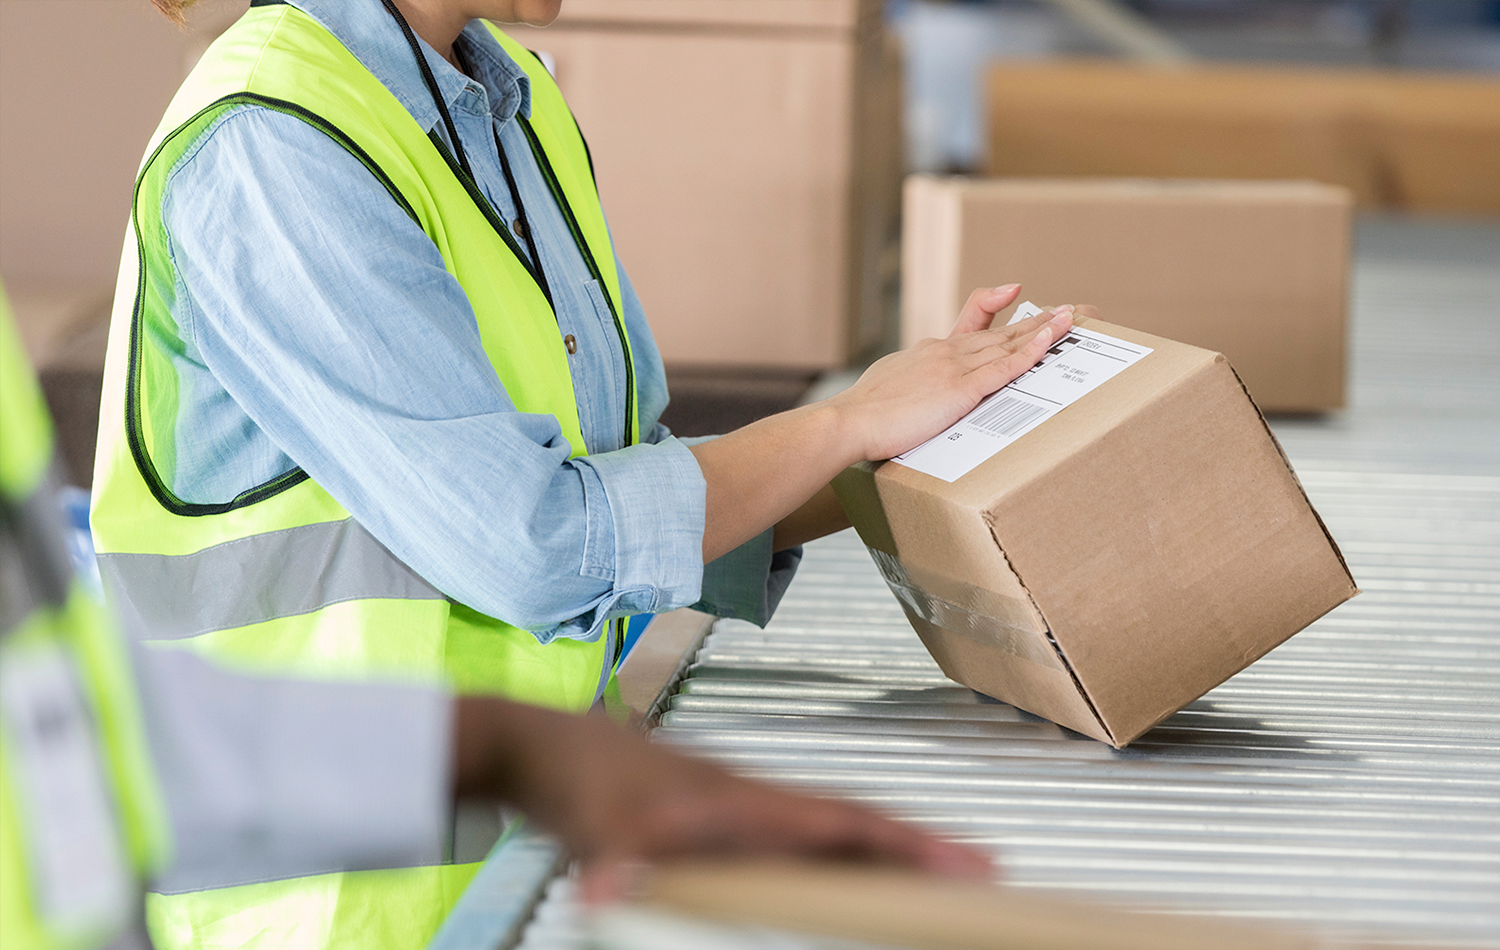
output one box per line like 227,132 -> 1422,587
827,285 -> 1074,463
691,285 -> 1073,561
452,697 -> 993,903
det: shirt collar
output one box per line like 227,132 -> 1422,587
288,0 -> 532,134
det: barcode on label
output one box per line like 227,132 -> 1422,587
968,395 -> 1048,437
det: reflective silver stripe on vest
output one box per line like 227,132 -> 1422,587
97,518 -> 444,641
1,467 -> 73,637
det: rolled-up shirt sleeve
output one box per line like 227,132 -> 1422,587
161,107 -> 709,644
668,435 -> 803,627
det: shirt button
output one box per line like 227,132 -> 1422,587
564,334 -> 578,355
512,218 -> 528,240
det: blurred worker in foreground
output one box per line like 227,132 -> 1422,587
0,289 -> 990,950
99,0 -> 1070,945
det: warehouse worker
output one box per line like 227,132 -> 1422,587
2,286 -> 168,949
97,0 -> 1073,947
2,287 -> 989,950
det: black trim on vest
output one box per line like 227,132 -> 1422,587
380,5 -> 629,444
493,128 -> 555,307
128,93 -> 420,517
516,117 -> 636,448
521,48 -> 599,186
424,130 -> 557,313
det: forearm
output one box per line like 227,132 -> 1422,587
449,694 -> 993,891
689,403 -> 863,563
772,484 -> 851,552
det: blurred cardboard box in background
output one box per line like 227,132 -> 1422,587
902,176 -> 1352,412
507,0 -> 903,370
834,315 -> 1357,747
986,61 -> 1500,216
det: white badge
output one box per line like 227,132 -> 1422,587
1,640 -> 133,933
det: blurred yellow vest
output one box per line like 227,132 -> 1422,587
1,285 -> 170,950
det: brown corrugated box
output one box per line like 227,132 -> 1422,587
833,315 -> 1357,747
901,176 -> 1352,412
505,0 -> 902,369
986,60 -> 1500,215
638,859 -> 1416,950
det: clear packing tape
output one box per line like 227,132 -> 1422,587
865,547 -> 1066,672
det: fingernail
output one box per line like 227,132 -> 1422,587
1051,310 -> 1072,324
1035,326 -> 1053,347
993,283 -> 1019,294
1049,304 -> 1074,316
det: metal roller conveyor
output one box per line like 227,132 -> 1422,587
444,218 -> 1500,950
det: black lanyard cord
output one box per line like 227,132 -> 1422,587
379,1 -> 555,314
494,130 -> 547,284
379,0 -> 473,180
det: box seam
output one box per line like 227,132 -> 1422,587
973,340 -> 1223,748
980,520 -> 1118,747
1222,360 -> 1360,597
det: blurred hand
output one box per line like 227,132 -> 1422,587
827,285 -> 1074,462
452,697 -> 993,903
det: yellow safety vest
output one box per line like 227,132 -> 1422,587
90,4 -> 638,948
1,285 -> 170,950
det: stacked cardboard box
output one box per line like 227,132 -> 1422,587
835,315 -> 1357,747
901,176 -> 1352,412
506,0 -> 902,369
986,61 -> 1500,215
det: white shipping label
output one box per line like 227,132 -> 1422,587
895,303 -> 1153,483
1005,300 -> 1046,326
0,642 -> 133,931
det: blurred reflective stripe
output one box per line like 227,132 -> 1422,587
96,518 -> 445,641
0,642 -> 134,930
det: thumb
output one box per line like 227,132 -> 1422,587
950,284 -> 1021,337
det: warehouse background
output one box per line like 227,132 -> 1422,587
1,2 -> 1497,946
3,0 -> 1498,461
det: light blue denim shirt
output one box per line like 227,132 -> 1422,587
157,0 -> 799,644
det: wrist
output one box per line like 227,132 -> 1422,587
811,396 -> 871,468
451,696 -> 549,801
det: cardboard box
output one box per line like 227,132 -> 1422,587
638,859 -> 1410,950
901,176 -> 1352,412
547,0 -> 874,30
1361,72 -> 1500,216
833,315 -> 1357,747
504,1 -> 901,369
986,60 -> 1500,215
